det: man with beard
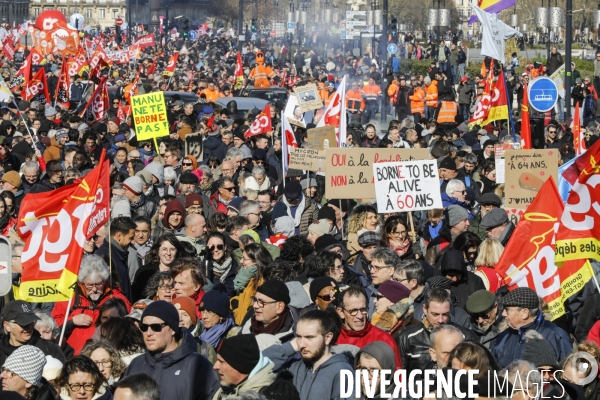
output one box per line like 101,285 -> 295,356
52,254 -> 130,354
264,309 -> 355,400
465,290 -> 504,349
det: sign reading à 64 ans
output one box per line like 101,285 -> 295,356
131,92 -> 170,141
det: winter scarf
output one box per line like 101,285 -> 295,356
200,316 -> 235,348
234,264 -> 257,292
212,257 -> 233,284
389,238 -> 411,257
282,194 -> 306,228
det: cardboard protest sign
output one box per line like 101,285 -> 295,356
373,160 -> 442,213
289,148 -> 326,172
307,126 -> 336,150
504,149 -> 559,208
294,83 -> 323,112
132,92 -> 170,141
325,148 -> 429,199
185,133 -> 203,161
284,94 -> 306,127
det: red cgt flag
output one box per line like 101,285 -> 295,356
15,153 -> 111,302
80,77 -> 109,122
55,56 -> 71,109
163,53 -> 179,76
21,67 -> 50,105
244,104 -> 272,139
496,177 -> 593,320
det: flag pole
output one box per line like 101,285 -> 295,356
503,68 -> 517,143
58,295 -> 73,347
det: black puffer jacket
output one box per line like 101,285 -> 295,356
29,175 -> 64,194
0,330 -> 66,367
124,328 -> 219,400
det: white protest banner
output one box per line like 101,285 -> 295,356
373,160 -> 443,213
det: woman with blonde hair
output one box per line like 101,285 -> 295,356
473,238 -> 505,293
346,204 -> 382,261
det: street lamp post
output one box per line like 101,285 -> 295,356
238,0 -> 243,50
275,0 -> 279,35
380,0 -> 388,124
565,0 -> 572,119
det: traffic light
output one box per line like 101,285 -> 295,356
251,19 -> 257,32
390,18 -> 398,37
183,18 -> 190,36
115,25 -> 122,44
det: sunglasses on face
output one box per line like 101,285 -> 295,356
139,323 -> 167,332
222,187 -> 235,192
316,294 -> 333,301
209,244 -> 225,251
182,162 -> 193,166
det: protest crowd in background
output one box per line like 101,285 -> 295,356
3,7 -> 600,400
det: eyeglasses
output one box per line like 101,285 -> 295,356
139,323 -> 167,332
182,162 -> 193,166
454,190 -> 467,195
391,230 -> 407,237
93,359 -> 112,368
392,276 -> 409,283
48,169 -> 64,173
84,282 -> 104,290
342,307 -> 368,316
209,244 -> 225,251
254,160 -> 264,165
370,264 -> 392,272
1,368 -> 16,378
548,130 -> 557,134
158,283 -> 174,291
251,296 -> 279,308
472,307 -> 495,320
67,383 -> 95,392
222,186 -> 235,191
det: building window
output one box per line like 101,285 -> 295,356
73,8 -> 79,13
60,7 -> 66,14
85,8 -> 92,18
34,7 -> 40,16
112,9 -> 118,18
99,9 -> 105,18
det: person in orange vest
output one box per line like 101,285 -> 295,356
436,99 -> 458,127
409,80 -> 426,120
248,51 -> 276,88
321,81 -> 336,107
387,76 -> 400,120
361,77 -> 382,124
424,76 -> 438,120
346,80 -> 365,120
199,81 -> 223,103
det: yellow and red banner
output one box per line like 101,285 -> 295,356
556,137 -> 600,263
163,53 -> 179,76
234,51 -> 244,90
468,66 -> 509,128
496,177 -> 593,320
15,154 -> 110,302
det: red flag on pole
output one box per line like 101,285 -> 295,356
234,51 -> 244,90
80,77 -> 109,122
521,82 -> 532,149
21,67 -> 50,105
55,57 -> 71,109
15,152 -> 111,302
163,53 -> 179,76
244,104 -> 272,139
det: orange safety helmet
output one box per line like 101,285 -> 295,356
256,51 -> 265,65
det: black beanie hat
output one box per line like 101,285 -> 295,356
260,371 -> 301,400
309,276 -> 336,302
141,300 -> 180,333
318,205 -> 336,222
439,156 -> 457,170
256,279 -> 291,305
199,284 -> 230,318
218,334 -> 260,374
314,234 -> 340,253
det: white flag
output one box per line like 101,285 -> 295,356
316,75 -> 347,147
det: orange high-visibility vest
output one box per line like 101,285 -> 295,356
437,100 -> 458,124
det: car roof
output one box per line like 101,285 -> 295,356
215,97 -> 269,110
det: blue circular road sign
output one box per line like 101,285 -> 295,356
387,43 -> 398,54
189,30 -> 197,40
528,77 -> 558,113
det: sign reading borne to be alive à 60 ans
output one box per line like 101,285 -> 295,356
132,92 -> 170,141
373,160 -> 443,213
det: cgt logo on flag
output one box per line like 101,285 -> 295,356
244,104 -> 272,139
16,157 -> 110,302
